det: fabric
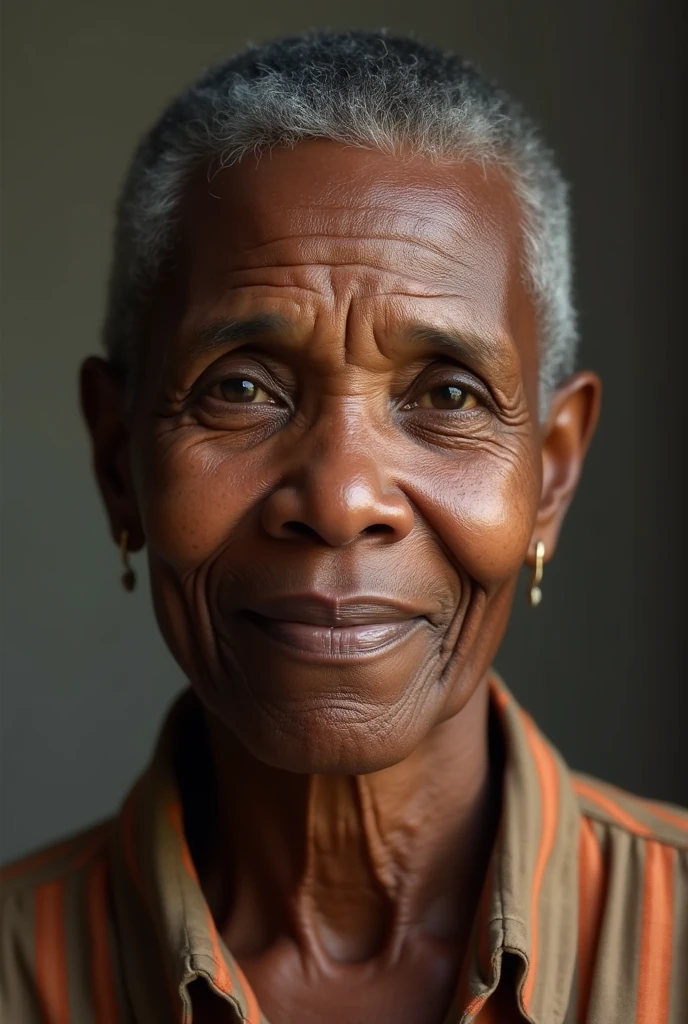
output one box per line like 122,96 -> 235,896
1,676 -> 687,1024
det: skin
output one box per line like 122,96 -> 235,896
81,140 -> 600,1023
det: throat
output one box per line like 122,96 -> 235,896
297,774 -> 395,963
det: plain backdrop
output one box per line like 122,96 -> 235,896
1,0 -> 686,864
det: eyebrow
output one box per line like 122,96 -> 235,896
198,313 -> 292,346
401,324 -> 513,380
185,314 -> 513,382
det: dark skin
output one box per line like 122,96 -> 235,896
81,141 -> 600,1023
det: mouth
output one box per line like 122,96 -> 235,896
241,595 -> 428,661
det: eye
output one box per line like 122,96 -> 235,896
210,377 -> 275,404
414,384 -> 479,411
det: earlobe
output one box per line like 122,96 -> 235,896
529,370 -> 602,561
79,356 -> 145,551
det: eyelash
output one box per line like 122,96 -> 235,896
193,366 -> 491,417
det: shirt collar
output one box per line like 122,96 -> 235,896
108,676 -> 581,1024
458,675 -> 581,1023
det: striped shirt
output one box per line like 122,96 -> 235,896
1,676 -> 686,1024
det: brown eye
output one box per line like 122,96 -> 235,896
417,385 -> 478,410
215,378 -> 273,404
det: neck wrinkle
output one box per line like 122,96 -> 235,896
200,676 -> 497,973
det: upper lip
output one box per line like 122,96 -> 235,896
245,595 -> 424,627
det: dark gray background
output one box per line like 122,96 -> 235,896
2,0 -> 685,864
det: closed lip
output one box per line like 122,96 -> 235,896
244,594 -> 426,627
241,595 -> 428,660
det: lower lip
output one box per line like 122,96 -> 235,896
244,614 -> 424,660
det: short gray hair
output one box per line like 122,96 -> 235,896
104,30 -> 577,417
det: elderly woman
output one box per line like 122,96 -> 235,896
2,30 -> 686,1024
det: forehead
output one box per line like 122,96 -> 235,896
182,141 -> 523,282
172,141 -> 538,394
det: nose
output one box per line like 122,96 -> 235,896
260,421 -> 414,548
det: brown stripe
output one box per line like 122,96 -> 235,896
35,880 -> 70,1024
87,858 -> 120,1024
573,780 -> 653,836
120,782 -> 180,1017
519,710 -> 560,1013
635,840 -> 676,1024
668,851 -> 688,1021
166,800 -> 234,999
576,817 -> 606,1022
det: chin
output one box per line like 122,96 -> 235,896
207,681 -> 438,776
196,623 -> 450,773
247,716 -> 428,775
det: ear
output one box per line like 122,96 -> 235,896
80,357 -> 145,551
528,371 -> 602,563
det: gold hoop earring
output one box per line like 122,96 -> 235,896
529,540 -> 545,607
120,529 -> 136,592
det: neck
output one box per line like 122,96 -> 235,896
188,679 -> 500,969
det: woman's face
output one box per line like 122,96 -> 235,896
84,141 -> 599,773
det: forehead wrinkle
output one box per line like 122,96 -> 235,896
291,201 -> 484,254
177,274 -> 518,378
236,232 -> 478,275
212,260 -> 485,310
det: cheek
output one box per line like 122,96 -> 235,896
405,444 -> 539,586
135,433 -> 272,572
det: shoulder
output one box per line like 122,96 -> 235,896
1,818 -> 113,894
572,770 -> 688,849
0,820 -> 113,1022
572,773 -> 687,1000
568,774 -> 687,1022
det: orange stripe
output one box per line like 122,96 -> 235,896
576,818 -> 606,1023
599,781 -> 688,834
87,858 -> 120,1024
644,802 -> 688,832
464,992 -> 488,1018
35,880 -> 70,1024
201,904 -> 233,996
573,780 -> 653,836
635,840 -> 676,1024
519,710 -> 560,1011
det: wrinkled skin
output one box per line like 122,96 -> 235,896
82,142 -> 600,1023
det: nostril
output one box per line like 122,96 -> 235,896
284,521 -> 321,540
363,523 -> 394,536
